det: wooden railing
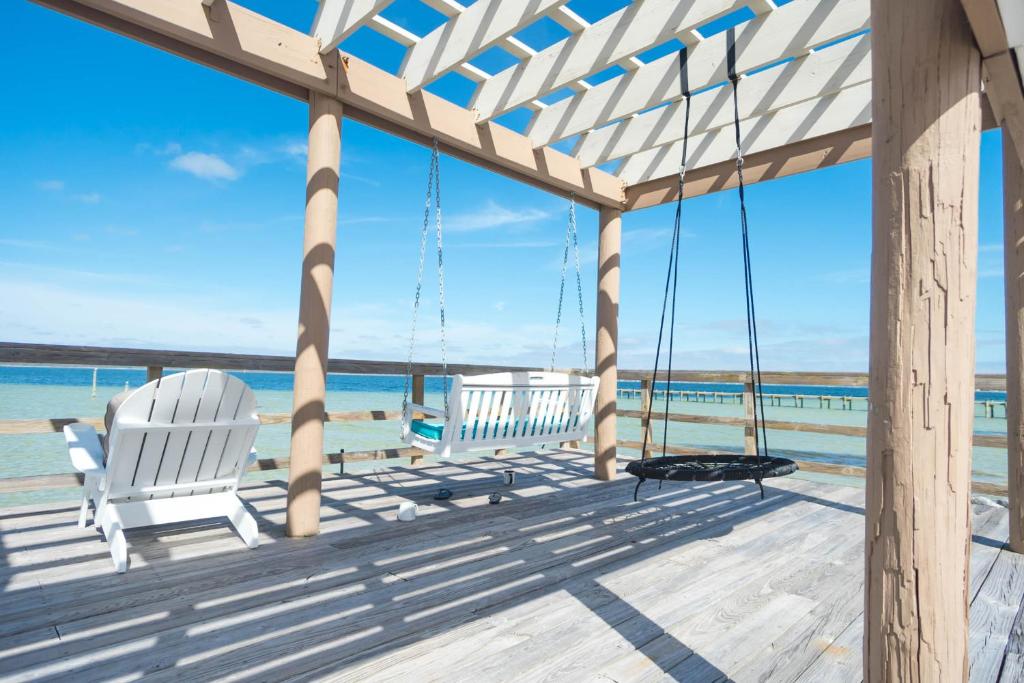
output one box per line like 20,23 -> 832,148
0,342 -> 1011,497
615,375 -> 1010,497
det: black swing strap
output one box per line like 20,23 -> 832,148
637,49 -> 692,500
727,29 -> 769,468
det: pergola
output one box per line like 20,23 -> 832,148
26,0 -> 1024,678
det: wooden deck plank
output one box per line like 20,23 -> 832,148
1,467 -> 782,677
0,452 -> 1020,682
970,544 -> 1024,681
334,484 -> 863,682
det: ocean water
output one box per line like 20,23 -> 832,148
0,366 -> 1009,507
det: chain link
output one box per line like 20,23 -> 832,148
403,138 -> 449,430
550,193 -> 590,373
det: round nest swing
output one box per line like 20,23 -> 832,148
624,47 -> 799,503
625,454 -> 798,483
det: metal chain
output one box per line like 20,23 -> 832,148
402,138 -> 449,428
569,197 -> 589,373
550,194 -> 589,373
433,139 -> 450,419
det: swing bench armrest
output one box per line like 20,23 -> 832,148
404,403 -> 446,420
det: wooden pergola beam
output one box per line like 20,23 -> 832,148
624,124 -> 871,211
617,81 -> 872,185
31,0 -> 624,209
961,0 -> 1024,162
623,97 -> 998,211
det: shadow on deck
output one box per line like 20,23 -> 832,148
0,450 -> 1020,681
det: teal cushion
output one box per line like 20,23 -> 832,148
411,419 -> 444,440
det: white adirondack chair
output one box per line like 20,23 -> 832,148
401,372 -> 600,458
64,369 -> 261,573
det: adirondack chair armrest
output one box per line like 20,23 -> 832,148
405,403 -> 446,420
63,424 -> 106,480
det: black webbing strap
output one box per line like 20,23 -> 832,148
636,49 -> 692,503
727,28 -> 769,498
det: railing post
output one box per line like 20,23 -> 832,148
640,377 -> 652,451
864,0 -> 980,677
742,381 -> 756,455
146,366 -> 163,383
1004,130 -> 1024,553
594,206 -> 622,481
286,92 -> 342,538
411,373 -> 425,466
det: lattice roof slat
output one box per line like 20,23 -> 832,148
306,0 -> 899,197
574,32 -> 871,169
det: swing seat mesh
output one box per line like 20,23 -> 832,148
625,454 -> 798,482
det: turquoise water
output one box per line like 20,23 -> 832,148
0,366 -> 1009,507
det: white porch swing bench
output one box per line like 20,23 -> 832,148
401,371 -> 600,457
398,143 -> 599,458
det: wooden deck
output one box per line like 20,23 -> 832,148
0,450 -> 1021,682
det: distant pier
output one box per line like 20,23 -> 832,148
616,387 -> 1007,417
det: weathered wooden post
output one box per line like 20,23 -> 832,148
146,366 -> 163,383
286,92 -> 343,538
1005,131 -> 1024,553
742,380 -> 756,455
410,373 -> 426,465
594,207 -> 622,480
640,377 -> 653,451
863,0 -> 981,677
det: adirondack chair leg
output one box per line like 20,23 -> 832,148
108,525 -> 128,574
78,473 -> 98,528
77,492 -> 90,528
226,495 -> 260,549
97,513 -> 128,574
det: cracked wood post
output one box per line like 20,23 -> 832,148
1006,131 -> 1024,553
411,373 -> 425,466
594,206 -> 622,480
742,380 -> 756,455
864,0 -> 981,678
286,92 -> 342,538
640,377 -> 653,451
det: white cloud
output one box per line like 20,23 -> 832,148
449,240 -> 560,249
282,141 -> 307,158
447,200 -> 551,232
136,141 -> 181,156
73,192 -> 102,204
169,151 -> 240,181
817,267 -> 870,285
0,238 -> 55,250
36,179 -> 64,191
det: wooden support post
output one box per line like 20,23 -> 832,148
863,0 -> 981,678
1005,131 -> 1024,553
640,377 -> 652,451
411,373 -> 425,466
286,92 -> 342,538
146,366 -> 163,383
594,206 -> 622,481
742,381 -> 756,456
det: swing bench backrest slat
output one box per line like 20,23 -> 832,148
403,371 -> 599,456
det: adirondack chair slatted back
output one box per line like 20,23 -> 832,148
105,370 -> 259,501
447,372 -> 598,450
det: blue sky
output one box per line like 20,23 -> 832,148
1,1 -> 1009,372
